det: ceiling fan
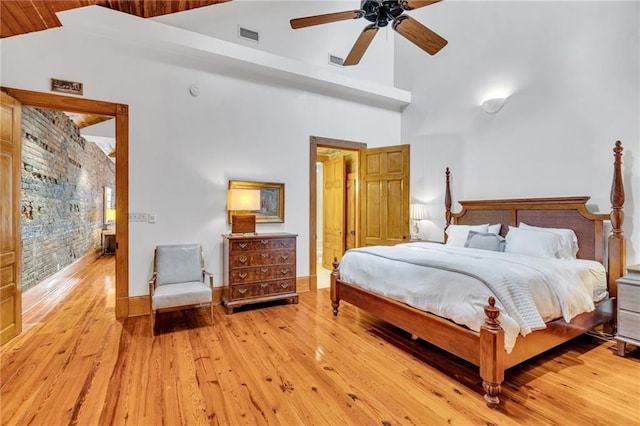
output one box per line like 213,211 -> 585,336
290,0 -> 447,66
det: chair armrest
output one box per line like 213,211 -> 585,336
149,272 -> 157,293
203,270 -> 214,288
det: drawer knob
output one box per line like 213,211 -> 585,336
239,273 -> 247,279
261,240 -> 268,245
261,253 -> 270,258
239,257 -> 247,264
280,253 -> 289,260
280,269 -> 289,275
238,288 -> 247,294
239,243 -> 248,249
280,283 -> 289,289
261,267 -> 269,273
260,283 -> 268,288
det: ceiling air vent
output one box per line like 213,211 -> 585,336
328,54 -> 344,67
238,26 -> 259,42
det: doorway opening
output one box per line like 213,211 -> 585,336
2,87 -> 129,335
20,107 -> 115,311
309,136 -> 366,291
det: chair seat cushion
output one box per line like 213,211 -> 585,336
152,281 -> 212,310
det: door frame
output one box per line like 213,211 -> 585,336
309,136 -> 365,290
1,87 -> 130,319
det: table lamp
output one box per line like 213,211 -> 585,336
228,189 -> 261,234
410,203 -> 428,240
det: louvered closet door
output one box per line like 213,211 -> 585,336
1,92 -> 22,344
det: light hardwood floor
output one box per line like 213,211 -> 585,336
1,256 -> 639,425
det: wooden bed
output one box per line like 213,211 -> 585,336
330,141 -> 626,408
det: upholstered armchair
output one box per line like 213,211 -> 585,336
148,244 -> 214,336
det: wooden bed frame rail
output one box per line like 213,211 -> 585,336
331,141 -> 626,408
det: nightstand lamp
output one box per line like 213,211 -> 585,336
410,203 -> 428,240
228,189 -> 261,234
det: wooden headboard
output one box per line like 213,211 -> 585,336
444,141 -> 626,297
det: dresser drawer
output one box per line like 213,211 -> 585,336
230,280 -> 296,300
229,249 -> 296,268
618,309 -> 640,340
618,283 -> 640,312
229,265 -> 295,284
230,238 -> 295,252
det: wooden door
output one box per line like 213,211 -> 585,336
322,156 -> 346,269
359,145 -> 410,247
1,92 -> 22,344
345,172 -> 357,250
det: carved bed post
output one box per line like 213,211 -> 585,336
444,167 -> 452,242
479,297 -> 504,408
330,257 -> 340,316
608,141 -> 626,298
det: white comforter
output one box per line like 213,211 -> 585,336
338,242 -> 608,353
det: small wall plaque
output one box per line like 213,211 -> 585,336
50,78 -> 83,95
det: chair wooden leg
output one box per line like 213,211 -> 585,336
150,310 -> 156,337
210,302 -> 214,324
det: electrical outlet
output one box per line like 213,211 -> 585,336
148,213 -> 156,224
128,212 -> 147,222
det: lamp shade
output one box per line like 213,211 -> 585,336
410,203 -> 428,220
228,189 -> 261,212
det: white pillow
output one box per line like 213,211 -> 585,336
445,224 -> 489,247
518,222 -> 579,259
488,223 -> 502,235
505,226 -> 564,258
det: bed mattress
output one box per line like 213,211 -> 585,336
338,242 -> 608,352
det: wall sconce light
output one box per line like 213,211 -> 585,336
228,189 -> 261,234
481,97 -> 506,114
410,203 -> 429,240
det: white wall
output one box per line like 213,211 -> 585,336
397,1 -> 640,264
156,1 -> 395,85
1,25 -> 401,296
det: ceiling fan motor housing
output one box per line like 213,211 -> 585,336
361,0 -> 405,27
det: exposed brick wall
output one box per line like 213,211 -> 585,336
21,107 -> 115,292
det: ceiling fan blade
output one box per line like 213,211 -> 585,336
393,15 -> 447,55
400,0 -> 442,11
290,10 -> 364,29
343,24 -> 379,66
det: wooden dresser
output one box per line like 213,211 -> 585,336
616,264 -> 640,356
222,233 -> 298,314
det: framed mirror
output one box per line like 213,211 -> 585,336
227,180 -> 284,224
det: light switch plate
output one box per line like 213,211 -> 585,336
129,212 -> 147,222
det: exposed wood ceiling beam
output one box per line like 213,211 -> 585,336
0,0 -> 231,39
64,112 -> 112,129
